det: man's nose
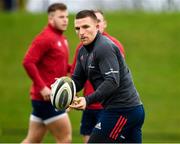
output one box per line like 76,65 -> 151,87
79,28 -> 85,35
64,18 -> 68,23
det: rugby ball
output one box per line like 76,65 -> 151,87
50,76 -> 76,110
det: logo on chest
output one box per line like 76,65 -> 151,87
57,41 -> 62,47
88,64 -> 95,69
88,53 -> 95,69
89,53 -> 94,61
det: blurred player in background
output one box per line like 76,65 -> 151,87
71,10 -> 125,143
22,3 -> 72,143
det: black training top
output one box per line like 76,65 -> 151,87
72,32 -> 142,109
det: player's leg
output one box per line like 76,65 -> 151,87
22,100 -> 48,143
88,105 -> 145,143
80,109 -> 103,143
88,108 -> 129,143
40,101 -> 72,143
82,135 -> 90,143
88,109 -> 116,143
80,109 -> 94,143
22,115 -> 47,143
45,113 -> 72,143
129,105 -> 145,142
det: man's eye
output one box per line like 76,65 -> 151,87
82,25 -> 89,29
75,27 -> 80,30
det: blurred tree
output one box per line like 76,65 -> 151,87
0,0 -> 3,10
2,0 -> 15,11
17,0 -> 26,10
0,0 -> 26,11
166,0 -> 177,11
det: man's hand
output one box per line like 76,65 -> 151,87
69,97 -> 86,110
40,86 -> 51,101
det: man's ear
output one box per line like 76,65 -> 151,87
48,13 -> 54,25
96,23 -> 100,29
104,20 -> 107,29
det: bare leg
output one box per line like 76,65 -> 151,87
47,113 -> 72,143
22,120 -> 47,143
83,135 -> 90,144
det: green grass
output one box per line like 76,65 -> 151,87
0,11 -> 180,142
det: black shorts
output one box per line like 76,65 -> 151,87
88,105 -> 145,143
80,109 -> 103,135
31,100 -> 66,125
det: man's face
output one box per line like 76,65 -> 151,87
95,12 -> 107,33
75,17 -> 98,45
48,10 -> 68,31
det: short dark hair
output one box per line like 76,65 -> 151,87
47,3 -> 67,13
76,10 -> 98,22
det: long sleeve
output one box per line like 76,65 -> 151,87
70,43 -> 82,74
71,49 -> 87,92
85,43 -> 120,105
23,40 -> 49,92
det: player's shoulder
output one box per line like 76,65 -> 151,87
32,34 -> 50,46
97,33 -> 115,49
102,32 -> 124,52
97,33 -> 124,58
103,32 -> 121,44
34,28 -> 57,44
94,35 -> 114,57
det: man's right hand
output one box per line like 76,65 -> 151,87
40,86 -> 51,101
69,96 -> 86,110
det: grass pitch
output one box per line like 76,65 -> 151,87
0,11 -> 180,142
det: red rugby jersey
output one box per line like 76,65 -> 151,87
71,32 -> 125,109
23,24 -> 70,101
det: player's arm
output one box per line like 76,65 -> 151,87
85,43 -> 120,105
23,40 -> 49,95
70,43 -> 82,74
71,49 -> 87,93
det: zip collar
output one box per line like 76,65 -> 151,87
84,31 -> 101,52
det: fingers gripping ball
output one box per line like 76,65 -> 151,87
50,76 -> 76,110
